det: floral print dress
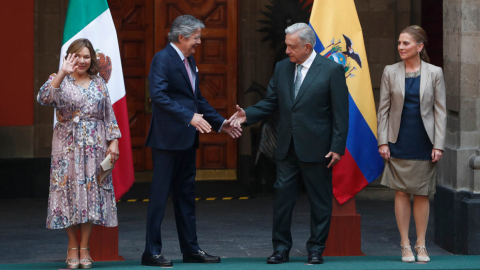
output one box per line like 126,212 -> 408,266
38,74 -> 121,229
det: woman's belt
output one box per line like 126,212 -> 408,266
56,117 -> 105,175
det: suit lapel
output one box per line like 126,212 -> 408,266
292,55 -> 322,107
397,61 -> 405,98
419,60 -> 429,102
167,44 -> 195,98
286,61 -> 296,101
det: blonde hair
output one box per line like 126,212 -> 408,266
65,38 -> 100,75
400,25 -> 430,63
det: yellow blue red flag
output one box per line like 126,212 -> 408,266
309,0 -> 384,204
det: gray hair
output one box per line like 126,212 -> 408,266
168,15 -> 205,43
285,23 -> 316,48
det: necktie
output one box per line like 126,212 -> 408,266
184,58 -> 195,93
294,64 -> 303,98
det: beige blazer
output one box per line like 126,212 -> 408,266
377,61 -> 446,150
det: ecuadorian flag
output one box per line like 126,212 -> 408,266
309,0 -> 384,204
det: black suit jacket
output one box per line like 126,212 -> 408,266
245,54 -> 349,162
145,43 -> 225,150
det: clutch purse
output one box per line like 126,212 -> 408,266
98,154 -> 114,185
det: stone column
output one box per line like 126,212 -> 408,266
435,0 -> 480,255
34,0 -> 68,158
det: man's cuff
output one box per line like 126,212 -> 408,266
218,120 -> 226,132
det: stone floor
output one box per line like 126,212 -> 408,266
0,194 -> 451,264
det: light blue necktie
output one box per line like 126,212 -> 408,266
294,64 -> 303,99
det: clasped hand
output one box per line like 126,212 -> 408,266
229,105 -> 247,128
190,113 -> 243,139
106,139 -> 119,165
228,105 -> 341,168
190,113 -> 212,133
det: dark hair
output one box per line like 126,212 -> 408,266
400,25 -> 430,63
65,38 -> 100,75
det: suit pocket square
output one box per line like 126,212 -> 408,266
196,67 -> 199,73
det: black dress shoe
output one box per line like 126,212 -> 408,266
141,254 -> 173,267
267,250 -> 289,264
183,250 -> 221,263
308,251 -> 324,264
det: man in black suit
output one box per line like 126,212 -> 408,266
232,23 -> 349,264
142,15 -> 241,267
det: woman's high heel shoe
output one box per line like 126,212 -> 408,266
400,242 -> 415,263
79,247 -> 93,269
66,247 -> 80,269
415,246 -> 430,262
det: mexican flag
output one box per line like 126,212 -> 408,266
58,0 -> 135,199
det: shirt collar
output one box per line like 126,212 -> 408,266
297,50 -> 317,69
170,42 -> 186,61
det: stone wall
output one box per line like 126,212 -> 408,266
435,0 -> 480,255
0,0 -> 69,159
439,0 -> 480,192
33,0 -> 69,158
0,0 -> 68,199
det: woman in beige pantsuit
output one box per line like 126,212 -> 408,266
377,25 -> 446,263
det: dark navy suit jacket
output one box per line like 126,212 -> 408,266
145,43 -> 225,150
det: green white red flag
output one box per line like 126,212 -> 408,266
58,0 -> 135,199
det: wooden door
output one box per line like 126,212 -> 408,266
109,0 -> 154,171
155,0 -> 238,179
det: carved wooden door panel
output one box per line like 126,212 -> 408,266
109,0 -> 154,171
155,0 -> 238,178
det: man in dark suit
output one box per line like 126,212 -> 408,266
232,23 -> 349,264
142,15 -> 241,267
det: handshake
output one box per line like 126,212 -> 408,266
189,105 -> 247,139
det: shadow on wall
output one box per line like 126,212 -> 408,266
247,0 -> 312,195
0,158 -> 51,199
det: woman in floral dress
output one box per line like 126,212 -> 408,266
37,38 -> 121,269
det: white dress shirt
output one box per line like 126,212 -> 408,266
294,50 -> 317,86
